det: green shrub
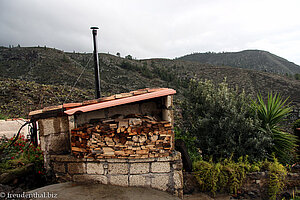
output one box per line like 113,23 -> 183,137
0,135 -> 44,175
174,127 -> 202,162
0,113 -> 9,120
192,156 -> 287,199
266,157 -> 287,200
251,93 -> 298,164
193,156 -> 250,196
181,79 -> 272,161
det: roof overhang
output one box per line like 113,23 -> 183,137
64,88 -> 176,115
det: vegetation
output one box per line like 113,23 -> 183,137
1,46 -> 300,118
0,135 -> 44,175
174,128 -> 202,162
0,113 -> 9,120
251,93 -> 298,163
0,46 -> 299,198
179,80 -> 296,199
0,78 -> 94,118
266,157 -> 287,200
293,119 -> 300,132
178,50 -> 300,75
192,155 -> 287,199
125,55 -> 133,60
0,134 -> 45,189
181,79 -> 272,162
193,156 -> 249,196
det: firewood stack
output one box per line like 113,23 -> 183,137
71,115 -> 174,159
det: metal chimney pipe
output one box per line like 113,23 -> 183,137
91,27 -> 101,99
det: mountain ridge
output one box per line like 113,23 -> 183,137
177,50 -> 300,75
0,46 -> 299,118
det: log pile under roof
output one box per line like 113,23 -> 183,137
71,115 -> 174,159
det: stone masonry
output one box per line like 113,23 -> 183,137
50,152 -> 183,198
34,91 -> 183,198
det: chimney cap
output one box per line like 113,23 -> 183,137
90,27 -> 99,30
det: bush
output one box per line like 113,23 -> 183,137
193,156 -> 287,199
251,93 -> 298,164
181,79 -> 272,161
266,157 -> 287,200
174,127 -> 202,162
0,113 -> 9,120
193,157 -> 248,196
0,135 -> 44,175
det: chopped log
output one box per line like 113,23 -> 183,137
150,135 -> 158,142
118,119 -> 129,128
136,149 -> 149,155
109,124 -> 117,129
120,127 -> 126,132
72,147 -> 86,152
71,114 -> 174,159
115,150 -> 126,156
132,135 -> 139,142
164,123 -> 172,128
102,119 -> 115,124
129,118 -> 142,126
139,136 -> 147,143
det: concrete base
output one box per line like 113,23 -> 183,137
28,182 -> 180,200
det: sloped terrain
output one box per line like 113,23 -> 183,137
0,46 -> 299,118
178,50 -> 300,75
0,78 -> 94,117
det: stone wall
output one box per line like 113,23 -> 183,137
50,152 -> 183,198
38,116 -> 70,170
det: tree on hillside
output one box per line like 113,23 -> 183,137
125,55 -> 132,60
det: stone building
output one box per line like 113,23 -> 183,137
29,88 -> 183,198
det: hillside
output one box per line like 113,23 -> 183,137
0,46 -> 300,118
0,47 -> 169,94
0,78 -> 94,118
178,50 -> 300,75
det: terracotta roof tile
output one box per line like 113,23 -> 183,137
115,93 -> 133,99
82,99 -> 99,106
63,103 -> 83,108
130,90 -> 148,95
42,105 -> 63,112
64,88 -> 176,115
29,109 -> 43,116
99,95 -> 116,102
29,88 -> 176,117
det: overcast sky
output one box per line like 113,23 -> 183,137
1,0 -> 300,65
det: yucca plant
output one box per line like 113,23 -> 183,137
252,93 -> 298,163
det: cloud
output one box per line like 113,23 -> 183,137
1,0 -> 300,64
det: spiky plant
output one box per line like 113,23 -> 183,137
252,93 -> 298,163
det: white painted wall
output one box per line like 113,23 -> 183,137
0,119 -> 31,139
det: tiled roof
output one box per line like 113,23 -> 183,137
29,88 -> 176,117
